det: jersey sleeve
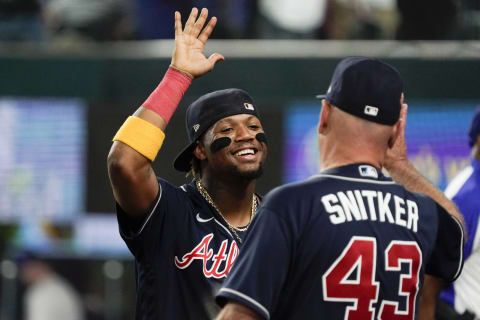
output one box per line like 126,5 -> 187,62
425,203 -> 465,281
116,178 -> 186,257
216,207 -> 293,320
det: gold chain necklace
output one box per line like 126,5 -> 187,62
195,180 -> 257,244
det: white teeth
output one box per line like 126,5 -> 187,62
236,149 -> 254,156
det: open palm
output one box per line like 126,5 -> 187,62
171,8 -> 224,78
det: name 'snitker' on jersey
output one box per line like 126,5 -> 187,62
174,233 -> 239,278
321,190 -> 419,232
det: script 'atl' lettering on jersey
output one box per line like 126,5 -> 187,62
174,233 -> 239,279
321,190 -> 419,232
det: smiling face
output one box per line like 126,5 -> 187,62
194,114 -> 267,180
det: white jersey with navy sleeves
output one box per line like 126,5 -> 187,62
116,178 -> 253,320
440,159 -> 480,318
216,163 -> 464,320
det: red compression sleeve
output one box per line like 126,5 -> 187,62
141,67 -> 192,124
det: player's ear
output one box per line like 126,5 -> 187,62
318,100 -> 331,135
193,141 -> 207,160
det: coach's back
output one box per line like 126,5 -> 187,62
218,163 -> 463,319
215,57 -> 465,320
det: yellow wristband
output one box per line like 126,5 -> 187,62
113,116 -> 165,161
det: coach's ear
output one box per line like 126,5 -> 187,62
388,104 -> 407,149
388,94 -> 406,148
318,100 -> 332,135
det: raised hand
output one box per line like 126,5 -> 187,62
171,8 -> 225,78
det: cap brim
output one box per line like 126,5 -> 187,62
316,94 -> 327,99
173,143 -> 196,172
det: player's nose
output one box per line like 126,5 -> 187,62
234,125 -> 254,142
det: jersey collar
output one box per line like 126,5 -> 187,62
320,163 -> 392,182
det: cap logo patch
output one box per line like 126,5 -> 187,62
193,124 -> 200,132
244,103 -> 254,110
364,105 -> 379,117
359,165 -> 378,179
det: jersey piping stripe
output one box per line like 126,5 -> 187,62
444,166 -> 474,199
312,174 -> 397,185
136,184 -> 163,237
213,219 -> 235,240
219,288 -> 270,319
473,215 -> 480,253
451,215 -> 466,280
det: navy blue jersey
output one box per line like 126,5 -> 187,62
117,178 -> 253,320
216,163 -> 464,320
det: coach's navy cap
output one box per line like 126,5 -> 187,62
317,57 -> 404,125
173,88 -> 260,172
468,107 -> 480,147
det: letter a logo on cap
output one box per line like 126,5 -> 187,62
193,124 -> 200,132
244,103 -> 254,110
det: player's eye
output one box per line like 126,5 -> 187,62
248,125 -> 260,130
220,127 -> 233,133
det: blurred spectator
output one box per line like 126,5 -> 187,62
330,0 -> 398,39
396,0 -> 459,40
418,108 -> 480,320
134,1 -> 255,39
214,0 -> 257,38
16,251 -> 85,320
44,0 -> 133,43
133,0 -> 191,39
0,0 -> 45,41
437,107 -> 480,319
457,0 -> 480,39
256,0 -> 329,39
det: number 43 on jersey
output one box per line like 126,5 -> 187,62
322,236 -> 422,320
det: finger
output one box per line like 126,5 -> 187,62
401,104 -> 408,121
192,8 -> 208,38
183,7 -> 198,35
174,11 -> 182,37
399,104 -> 408,132
198,16 -> 217,44
207,53 -> 225,68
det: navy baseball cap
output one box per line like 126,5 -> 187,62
468,107 -> 480,147
317,57 -> 404,125
173,88 -> 260,172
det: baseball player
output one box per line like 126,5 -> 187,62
418,107 -> 480,320
215,57 -> 465,320
107,8 -> 267,319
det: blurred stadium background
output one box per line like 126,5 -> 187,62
1,0 -> 480,319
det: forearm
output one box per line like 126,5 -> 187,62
387,160 -> 464,227
418,275 -> 444,320
216,302 -> 261,320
